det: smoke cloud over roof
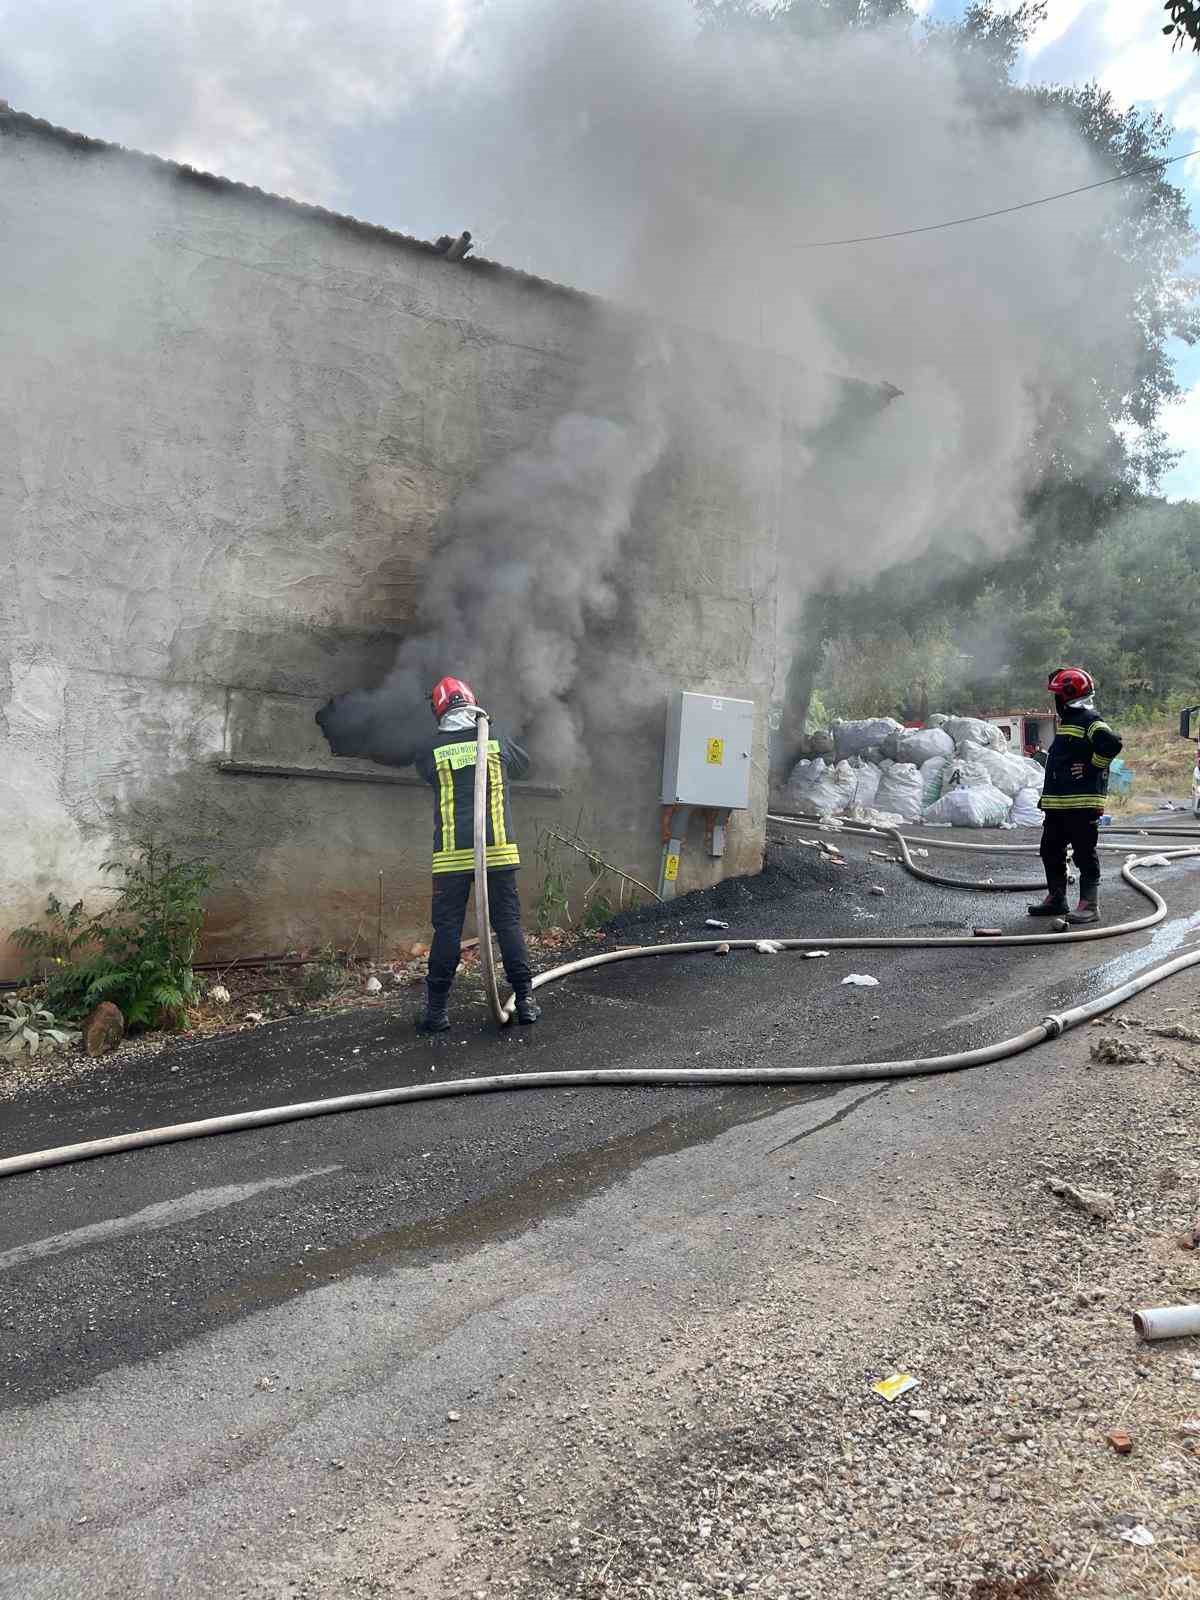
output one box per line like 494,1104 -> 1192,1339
8,0 -> 1178,772
316,0 -> 1162,774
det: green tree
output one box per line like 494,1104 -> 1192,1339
695,0 -> 915,36
811,497 -> 1200,724
1163,1 -> 1200,52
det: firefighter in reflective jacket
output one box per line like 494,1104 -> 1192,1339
1028,667 -> 1123,926
413,676 -> 540,1031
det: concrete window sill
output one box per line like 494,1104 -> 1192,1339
216,759 -> 564,800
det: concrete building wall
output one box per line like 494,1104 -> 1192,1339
0,113 -> 805,979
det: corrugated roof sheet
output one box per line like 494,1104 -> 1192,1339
0,100 -> 593,305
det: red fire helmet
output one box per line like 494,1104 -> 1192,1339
1047,667 -> 1095,702
430,676 -> 477,718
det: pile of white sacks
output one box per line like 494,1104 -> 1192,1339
786,714 -> 1045,829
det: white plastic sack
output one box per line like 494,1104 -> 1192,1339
847,805 -> 906,829
1021,758 -> 1045,791
786,757 -> 856,816
894,726 -> 955,766
919,755 -> 951,807
831,717 -> 903,761
942,756 -> 993,793
957,739 -> 1030,799
943,716 -> 1006,752
847,759 -> 881,811
923,783 -> 1012,829
874,760 -> 924,823
927,712 -> 949,728
1010,786 -> 1043,827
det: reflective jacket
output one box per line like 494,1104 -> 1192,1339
1038,707 -> 1122,812
415,728 -> 529,875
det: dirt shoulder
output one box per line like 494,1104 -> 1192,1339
0,924 -> 597,1105
421,985 -> 1200,1600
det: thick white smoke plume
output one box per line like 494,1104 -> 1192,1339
320,0 -> 1169,772
320,325 -> 670,771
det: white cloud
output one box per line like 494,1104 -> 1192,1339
1097,37 -> 1194,119
1022,0 -> 1197,124
0,0 -> 466,202
1023,0 -> 1089,61
1159,386 -> 1200,500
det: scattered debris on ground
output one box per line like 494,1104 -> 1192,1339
399,986 -> 1200,1600
0,924 -> 603,1100
1047,1175 -> 1117,1222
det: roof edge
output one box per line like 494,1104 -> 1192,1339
0,100 -> 900,401
0,100 -> 594,305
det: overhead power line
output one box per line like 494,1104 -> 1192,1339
797,147 -> 1200,248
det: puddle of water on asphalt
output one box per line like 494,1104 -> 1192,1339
1087,904 -> 1200,993
201,1083 -> 843,1317
1083,856 -> 1200,995
202,852 -> 1200,1320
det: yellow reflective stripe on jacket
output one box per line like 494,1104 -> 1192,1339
437,759 -> 456,855
432,738 -> 503,856
488,753 -> 506,846
1055,724 -> 1085,738
1088,721 -> 1113,739
432,844 -> 521,875
1091,753 -> 1112,768
1038,795 -> 1105,809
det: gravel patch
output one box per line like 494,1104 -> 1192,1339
427,993 -> 1200,1600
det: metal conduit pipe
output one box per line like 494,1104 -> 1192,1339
3,763 -> 1199,1180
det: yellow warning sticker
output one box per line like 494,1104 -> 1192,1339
664,853 -> 680,882
706,738 -> 725,765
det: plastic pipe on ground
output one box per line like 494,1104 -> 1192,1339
1132,1305 -> 1200,1341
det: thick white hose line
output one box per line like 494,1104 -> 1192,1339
516,846 -> 1196,984
771,814 -> 1152,895
471,710 -> 509,1028
4,909 -> 1199,1180
2,805 -> 1198,1179
770,813 -> 1193,853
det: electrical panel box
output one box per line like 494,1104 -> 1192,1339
661,690 -> 754,809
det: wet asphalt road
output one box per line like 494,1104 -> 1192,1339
2,824 -> 1199,1597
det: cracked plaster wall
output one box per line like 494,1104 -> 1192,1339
0,128 -> 794,978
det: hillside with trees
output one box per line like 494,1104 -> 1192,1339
810,495 -> 1200,723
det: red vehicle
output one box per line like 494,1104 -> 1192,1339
985,709 -> 1057,761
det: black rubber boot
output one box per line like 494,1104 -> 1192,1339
1067,898 -> 1100,925
1028,894 -> 1069,917
513,985 -> 541,1025
417,982 -> 451,1033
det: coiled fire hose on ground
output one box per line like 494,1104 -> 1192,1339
1,723 -> 1199,1180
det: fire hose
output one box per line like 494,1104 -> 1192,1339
472,708 -> 508,1028
2,724 -> 1199,1180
